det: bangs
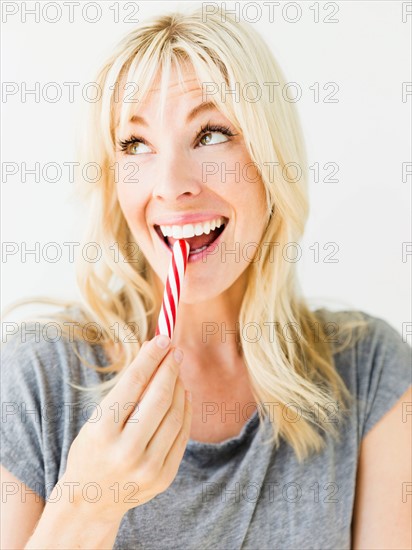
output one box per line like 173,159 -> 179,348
103,34 -> 242,151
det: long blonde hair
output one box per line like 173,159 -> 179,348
3,6 -> 368,462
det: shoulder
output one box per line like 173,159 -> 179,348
315,307 -> 412,440
314,306 -> 407,347
1,307 -> 109,396
315,306 -> 410,363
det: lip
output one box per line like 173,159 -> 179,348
154,219 -> 229,264
152,212 -> 228,226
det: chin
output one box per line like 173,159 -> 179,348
180,272 -> 245,305
178,283 -> 221,305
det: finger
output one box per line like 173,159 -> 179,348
162,388 -> 192,474
99,334 -> 171,432
144,376 -> 186,464
122,347 -> 183,449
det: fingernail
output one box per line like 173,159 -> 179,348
186,390 -> 192,402
173,348 -> 184,363
155,335 -> 170,349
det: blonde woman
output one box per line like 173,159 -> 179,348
1,7 -> 411,550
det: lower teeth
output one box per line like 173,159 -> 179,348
189,245 -> 208,255
167,243 -> 208,254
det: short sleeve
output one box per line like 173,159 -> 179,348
357,315 -> 412,441
1,330 -> 47,500
1,317 -> 110,503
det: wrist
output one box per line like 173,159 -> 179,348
51,474 -> 125,527
25,479 -> 124,550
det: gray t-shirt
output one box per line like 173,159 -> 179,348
1,308 -> 411,549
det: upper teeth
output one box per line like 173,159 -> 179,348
159,216 -> 225,239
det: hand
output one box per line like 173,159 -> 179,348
61,335 -> 192,521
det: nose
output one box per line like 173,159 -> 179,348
151,150 -> 202,201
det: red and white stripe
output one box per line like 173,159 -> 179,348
155,239 -> 190,339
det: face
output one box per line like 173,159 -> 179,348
114,63 -> 268,304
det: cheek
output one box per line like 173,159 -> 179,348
116,181 -> 132,216
238,172 -> 267,208
240,183 -> 268,235
116,182 -> 146,234
115,160 -> 148,225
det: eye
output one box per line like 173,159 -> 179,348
117,123 -> 238,155
117,136 -> 151,155
197,123 -> 237,147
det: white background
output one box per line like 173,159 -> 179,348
1,1 -> 411,336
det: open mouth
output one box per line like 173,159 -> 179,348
154,216 -> 229,256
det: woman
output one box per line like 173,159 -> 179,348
1,7 -> 411,549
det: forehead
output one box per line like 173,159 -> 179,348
112,54 -> 238,139
116,60 -> 224,133
139,76 -> 203,109
116,61 -> 203,127
144,62 -> 201,98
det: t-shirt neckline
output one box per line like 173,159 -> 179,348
186,409 -> 261,453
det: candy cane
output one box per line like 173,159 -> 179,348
155,239 -> 190,339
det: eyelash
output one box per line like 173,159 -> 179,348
117,123 -> 237,154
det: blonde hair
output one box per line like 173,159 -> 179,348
3,6 -> 369,462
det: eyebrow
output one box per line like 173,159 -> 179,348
129,101 -> 218,126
